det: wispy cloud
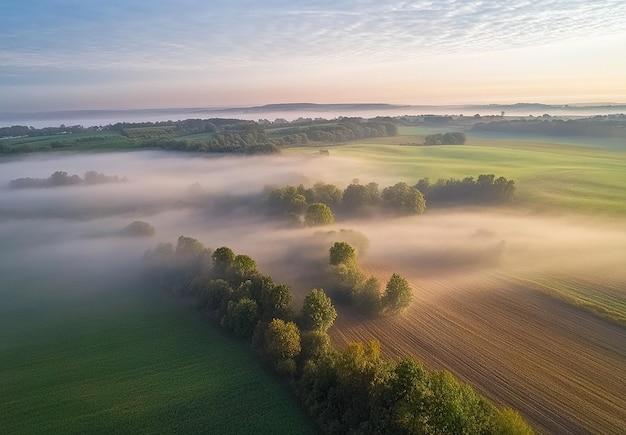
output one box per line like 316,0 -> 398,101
2,0 -> 625,72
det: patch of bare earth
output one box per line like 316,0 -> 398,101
330,266 -> 626,434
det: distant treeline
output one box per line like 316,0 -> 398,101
471,116 -> 626,138
9,170 -> 126,189
423,132 -> 466,145
141,120 -> 396,153
142,236 -> 532,434
0,118 -> 397,155
270,121 -> 397,145
0,124 -> 86,138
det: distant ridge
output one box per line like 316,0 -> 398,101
1,102 -> 625,128
240,103 -> 409,112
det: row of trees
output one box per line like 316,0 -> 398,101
471,118 -> 626,138
266,180 -> 427,224
270,121 -> 397,145
328,242 -> 412,315
142,236 -> 532,434
423,132 -> 467,145
9,170 -> 126,189
266,174 -> 514,226
140,136 -> 280,154
415,174 -> 515,204
0,124 -> 85,139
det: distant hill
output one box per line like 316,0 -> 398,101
240,103 -> 410,112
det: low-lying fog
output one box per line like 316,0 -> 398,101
2,151 -> 625,297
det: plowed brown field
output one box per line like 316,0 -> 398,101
330,267 -> 626,434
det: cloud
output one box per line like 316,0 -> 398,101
2,0 -> 625,72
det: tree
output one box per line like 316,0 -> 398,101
263,318 -> 301,375
342,183 -> 369,213
304,202 -> 335,226
357,277 -> 382,315
310,182 -> 343,207
266,185 -> 308,215
175,235 -> 205,257
121,220 -> 155,237
329,241 -> 357,266
212,246 -> 235,276
226,297 -> 259,337
260,283 -> 292,321
229,254 -> 258,283
300,330 -> 332,362
301,289 -> 337,332
381,182 -> 426,215
195,278 -> 232,311
382,274 -> 412,313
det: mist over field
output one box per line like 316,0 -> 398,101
2,151 -> 625,297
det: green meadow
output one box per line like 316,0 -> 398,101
0,269 -> 315,434
1,132 -> 138,152
285,131 -> 626,216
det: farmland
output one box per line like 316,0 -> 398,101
1,120 -> 625,433
0,263 -> 316,434
281,131 -> 626,433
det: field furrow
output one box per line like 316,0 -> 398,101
331,267 -> 626,434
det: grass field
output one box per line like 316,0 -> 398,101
283,132 -> 626,216
0,267 -> 315,434
1,132 -> 138,152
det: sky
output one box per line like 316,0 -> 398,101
2,0 -> 626,112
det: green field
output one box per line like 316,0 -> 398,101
284,132 -> 626,216
0,132 -> 138,152
0,269 -> 315,434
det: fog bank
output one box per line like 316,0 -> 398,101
1,151 -> 624,299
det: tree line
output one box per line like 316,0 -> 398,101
142,235 -> 533,434
9,170 -> 127,189
471,118 -> 626,138
423,132 -> 466,145
265,174 -> 514,225
416,174 -> 515,204
266,180 -> 426,224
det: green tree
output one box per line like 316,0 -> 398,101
212,246 -> 235,276
310,182 -> 343,207
229,254 -> 258,283
263,318 -> 301,375
381,182 -> 426,215
175,235 -> 205,257
304,202 -> 335,226
261,283 -> 292,321
329,241 -> 356,266
300,330 -> 332,362
356,277 -> 382,315
195,278 -> 232,311
382,273 -> 412,314
493,408 -> 535,435
226,297 -> 259,337
267,185 -> 308,214
342,182 -> 380,214
301,289 -> 337,332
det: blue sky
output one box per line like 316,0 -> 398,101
2,0 -> 625,111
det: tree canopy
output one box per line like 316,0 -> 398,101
382,273 -> 413,314
304,203 -> 335,226
301,289 -> 337,332
381,182 -> 426,215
